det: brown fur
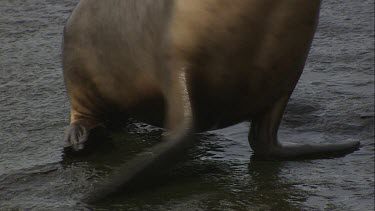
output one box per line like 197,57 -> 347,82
64,0 -> 320,130
63,2 -> 360,197
63,0 -> 361,200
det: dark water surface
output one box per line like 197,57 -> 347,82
0,0 -> 374,210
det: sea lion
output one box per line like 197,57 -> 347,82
62,0 -> 359,187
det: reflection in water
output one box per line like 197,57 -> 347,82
0,0 -> 373,209
58,125 -> 308,210
247,160 -> 304,210
0,119 -> 372,210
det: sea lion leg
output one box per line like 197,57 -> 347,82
64,109 -> 105,151
249,96 -> 360,160
86,62 -> 194,201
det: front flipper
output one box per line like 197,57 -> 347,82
252,140 -> 360,160
85,61 -> 194,202
249,96 -> 360,160
64,118 -> 106,152
85,128 -> 193,202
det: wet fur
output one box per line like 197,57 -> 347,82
64,0 -> 320,129
63,0 -> 360,201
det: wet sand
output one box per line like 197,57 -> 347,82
0,0 -> 374,210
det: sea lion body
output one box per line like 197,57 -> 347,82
63,0 -> 318,131
63,0 -> 359,162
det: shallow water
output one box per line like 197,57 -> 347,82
0,0 -> 374,210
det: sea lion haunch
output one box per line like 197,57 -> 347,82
63,0 -> 359,163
